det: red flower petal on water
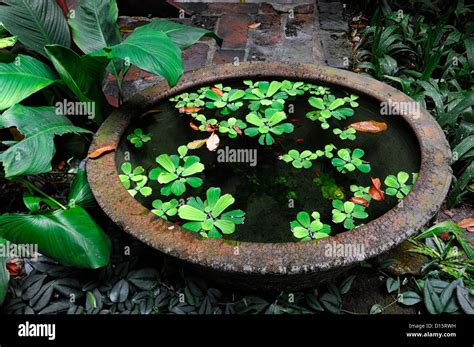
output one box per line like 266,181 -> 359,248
295,138 -> 305,143
289,118 -> 300,123
233,125 -> 243,136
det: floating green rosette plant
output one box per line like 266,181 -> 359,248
127,128 -> 151,148
244,108 -> 294,145
119,163 -> 152,197
331,200 -> 368,230
331,148 -> 371,174
149,145 -> 204,196
290,211 -> 331,241
178,187 -> 245,238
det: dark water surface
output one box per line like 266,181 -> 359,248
116,79 -> 420,243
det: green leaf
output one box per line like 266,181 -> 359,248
296,212 -> 311,228
181,162 -> 204,177
339,275 -> 356,295
424,280 -> 443,314
138,19 -> 221,49
266,81 -> 282,97
170,180 -> 186,196
156,154 -> 176,173
110,279 -> 129,303
211,194 -> 235,217
399,291 -> 422,306
370,303 -> 382,314
0,237 -> 9,306
0,55 -> 56,110
44,45 -> 109,122
0,0 -> 70,56
68,0 -> 121,54
0,206 -> 111,269
320,293 -> 341,314
68,170 -> 95,208
0,105 -> 90,177
178,205 -> 207,221
386,277 -> 400,293
456,285 -> 474,314
91,26 -> 183,87
214,219 -> 235,235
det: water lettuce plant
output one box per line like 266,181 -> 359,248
244,108 -> 294,145
290,211 -> 331,241
307,95 -> 355,129
218,117 -> 247,138
280,80 -> 305,96
178,187 -> 245,238
332,200 -> 368,230
315,144 -> 337,159
127,128 -> 151,148
384,171 -> 415,199
119,163 -> 152,197
151,199 -> 179,220
244,81 -> 288,111
331,148 -> 371,173
333,127 -> 357,141
170,91 -> 206,109
280,149 -> 318,169
204,85 -> 245,115
149,146 -> 204,196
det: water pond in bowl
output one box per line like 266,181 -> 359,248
116,79 -> 420,243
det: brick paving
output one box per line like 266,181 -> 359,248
105,1 -> 351,105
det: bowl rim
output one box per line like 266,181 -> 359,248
87,62 -> 451,276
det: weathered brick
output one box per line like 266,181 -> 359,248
182,43 -> 210,71
285,14 -> 314,39
207,3 -> 258,15
124,66 -> 141,81
217,14 -> 251,49
294,4 -> 315,14
212,49 -> 246,65
248,14 -> 282,46
259,2 -> 277,15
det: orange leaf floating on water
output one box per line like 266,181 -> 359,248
206,132 -> 220,151
187,138 -> 207,150
179,107 -> 201,114
458,217 -> 474,232
248,23 -> 261,29
349,197 -> 370,207
88,145 -> 116,159
189,121 -> 200,131
205,123 -> 218,132
233,125 -> 243,136
211,87 -> 223,96
369,177 -> 384,201
348,121 -> 388,133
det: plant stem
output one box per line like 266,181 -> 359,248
15,177 -> 67,210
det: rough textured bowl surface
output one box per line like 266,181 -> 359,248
87,62 -> 451,291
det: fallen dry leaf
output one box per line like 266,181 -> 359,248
248,22 -> 261,29
120,27 -> 134,33
457,217 -> 474,232
205,123 -> 218,132
6,261 -> 22,276
369,177 -> 384,201
211,87 -> 224,96
9,127 -> 25,141
88,145 -> 116,159
439,233 -> 450,241
179,107 -> 201,114
443,210 -> 455,218
206,132 -> 220,151
233,125 -> 243,136
348,121 -> 388,133
349,197 -> 370,207
189,121 -> 200,131
187,138 -> 207,150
